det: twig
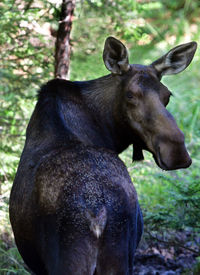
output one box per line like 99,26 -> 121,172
147,230 -> 199,255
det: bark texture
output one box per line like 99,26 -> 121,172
55,0 -> 76,79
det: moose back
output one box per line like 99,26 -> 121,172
10,37 -> 197,275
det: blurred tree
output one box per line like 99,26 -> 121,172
55,0 -> 76,79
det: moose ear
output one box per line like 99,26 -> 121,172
103,37 -> 130,74
152,42 -> 197,77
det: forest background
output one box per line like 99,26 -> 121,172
0,0 -> 200,274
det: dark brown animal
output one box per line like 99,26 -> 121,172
9,37 -> 197,275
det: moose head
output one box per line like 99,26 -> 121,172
103,37 -> 197,170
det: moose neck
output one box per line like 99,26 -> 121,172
26,76 -> 132,155
77,74 -> 132,153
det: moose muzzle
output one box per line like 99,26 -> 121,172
154,130 -> 192,171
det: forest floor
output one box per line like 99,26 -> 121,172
134,250 -> 197,274
133,231 -> 199,275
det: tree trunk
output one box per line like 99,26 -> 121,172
55,0 -> 76,79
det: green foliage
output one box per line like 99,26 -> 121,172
139,169 -> 200,231
0,241 -> 28,275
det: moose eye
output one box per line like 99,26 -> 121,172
126,91 -> 133,99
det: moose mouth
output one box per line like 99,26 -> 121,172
152,145 -> 192,171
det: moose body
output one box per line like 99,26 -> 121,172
10,37 -> 197,274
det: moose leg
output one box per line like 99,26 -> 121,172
95,250 -> 129,275
34,218 -> 98,274
136,204 -> 143,248
53,235 -> 98,275
127,205 -> 143,274
95,208 -> 142,275
95,235 -> 130,275
15,238 -> 48,275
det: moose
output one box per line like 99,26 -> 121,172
10,37 -> 197,274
